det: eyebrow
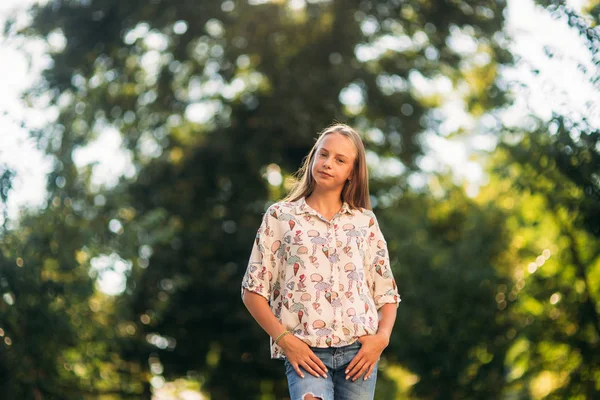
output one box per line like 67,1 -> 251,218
319,147 -> 350,160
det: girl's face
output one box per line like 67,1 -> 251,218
311,132 -> 356,191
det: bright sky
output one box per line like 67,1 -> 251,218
0,0 -> 594,220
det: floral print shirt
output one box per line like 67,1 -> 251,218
241,196 -> 401,359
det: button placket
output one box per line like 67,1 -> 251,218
330,216 -> 344,338
317,218 -> 338,339
328,219 -> 335,291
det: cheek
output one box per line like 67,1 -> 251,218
311,161 -> 322,178
344,165 -> 353,177
311,160 -> 319,171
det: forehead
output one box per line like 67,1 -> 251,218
318,132 -> 356,158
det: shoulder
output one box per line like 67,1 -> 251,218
358,207 -> 377,219
264,199 -> 299,220
352,207 -> 378,223
337,206 -> 378,226
349,207 -> 383,232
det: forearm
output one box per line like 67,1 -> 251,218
376,303 -> 397,340
242,289 -> 287,339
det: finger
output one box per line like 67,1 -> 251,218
364,363 -> 375,380
306,358 -> 327,377
352,361 -> 370,381
345,352 -> 362,375
348,359 -> 368,381
300,361 -> 321,378
346,350 -> 363,375
292,363 -> 305,379
308,353 -> 328,377
345,357 -> 362,378
353,361 -> 371,381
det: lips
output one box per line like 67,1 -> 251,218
319,171 -> 333,178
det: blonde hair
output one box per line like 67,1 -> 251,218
283,123 -> 372,210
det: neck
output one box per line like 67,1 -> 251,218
306,187 -> 343,215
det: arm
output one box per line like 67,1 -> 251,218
242,288 -> 287,341
346,303 -> 397,381
240,207 -> 327,378
347,212 -> 400,381
375,303 -> 397,344
242,289 -> 328,378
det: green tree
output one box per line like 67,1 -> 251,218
487,127 -> 600,399
378,183 -> 514,399
6,0 -> 515,398
481,2 -> 600,397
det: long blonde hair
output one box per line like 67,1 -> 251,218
283,123 -> 372,210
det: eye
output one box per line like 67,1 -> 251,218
337,158 -> 345,163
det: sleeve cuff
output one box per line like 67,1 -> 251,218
241,279 -> 270,301
375,295 -> 401,310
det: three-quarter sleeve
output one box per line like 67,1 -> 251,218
241,205 -> 282,301
367,213 -> 401,309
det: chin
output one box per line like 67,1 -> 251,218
315,181 -> 342,190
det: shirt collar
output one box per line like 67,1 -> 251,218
295,196 -> 352,217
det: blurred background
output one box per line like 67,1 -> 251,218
0,0 -> 599,399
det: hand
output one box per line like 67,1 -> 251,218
278,334 -> 328,379
345,333 -> 389,381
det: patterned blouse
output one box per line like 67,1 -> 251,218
241,196 -> 400,359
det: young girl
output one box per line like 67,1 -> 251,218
241,123 -> 400,400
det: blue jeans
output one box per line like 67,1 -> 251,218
284,342 -> 378,400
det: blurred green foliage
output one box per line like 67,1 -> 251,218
0,0 -> 598,399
